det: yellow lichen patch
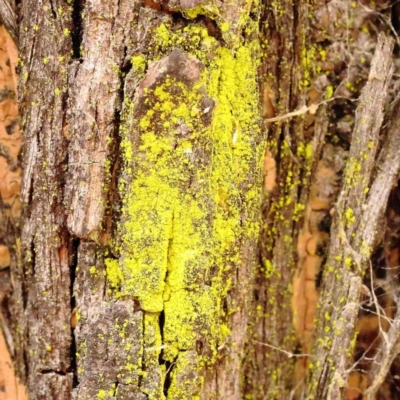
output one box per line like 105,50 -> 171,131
177,0 -> 257,47
116,22 -> 263,398
181,3 -> 220,21
131,55 -> 147,77
105,258 -> 124,291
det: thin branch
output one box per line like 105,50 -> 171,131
253,340 -> 313,359
371,262 -> 387,334
364,305 -> 400,399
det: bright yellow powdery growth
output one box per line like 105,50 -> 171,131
113,23 -> 264,398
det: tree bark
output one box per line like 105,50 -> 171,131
17,0 -> 267,399
2,0 -> 400,399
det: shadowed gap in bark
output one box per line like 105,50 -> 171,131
69,238 -> 79,388
71,0 -> 84,60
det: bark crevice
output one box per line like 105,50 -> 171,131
69,238 -> 79,389
71,0 -> 84,60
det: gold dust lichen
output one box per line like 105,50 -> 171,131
131,55 -> 147,77
105,258 -> 124,292
116,21 -> 264,398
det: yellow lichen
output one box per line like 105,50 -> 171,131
112,17 -> 263,398
131,55 -> 147,77
105,258 -> 124,290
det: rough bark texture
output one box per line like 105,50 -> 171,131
244,0 -> 310,396
16,0 -> 266,399
3,0 -> 400,399
308,34 -> 396,399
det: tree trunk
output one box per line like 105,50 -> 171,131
17,0 -> 267,398
1,0 -> 400,399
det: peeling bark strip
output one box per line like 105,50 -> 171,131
244,0 -> 316,395
308,34 -> 396,399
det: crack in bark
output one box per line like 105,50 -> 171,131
138,309 -> 147,398
158,310 -> 166,365
142,0 -> 177,15
24,238 -> 35,310
159,210 -> 174,396
71,0 -> 84,60
163,354 -> 178,397
48,0 -> 57,20
39,369 -> 69,376
22,346 -> 29,381
69,238 -> 79,388
113,378 -> 119,396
